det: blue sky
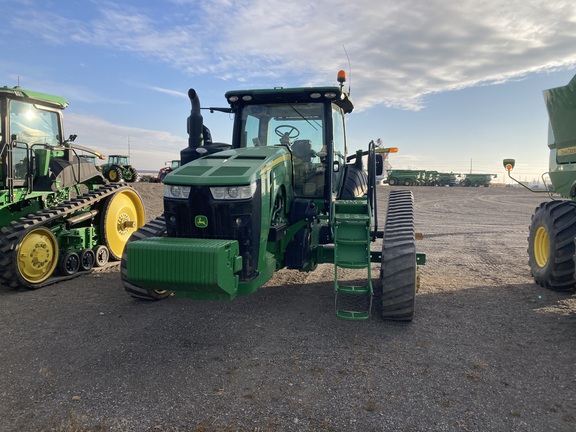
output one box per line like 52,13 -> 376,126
2,0 -> 576,182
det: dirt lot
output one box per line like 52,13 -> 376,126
1,184 -> 575,431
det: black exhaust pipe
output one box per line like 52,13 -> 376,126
181,88 -> 204,165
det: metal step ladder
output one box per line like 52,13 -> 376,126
333,199 -> 373,320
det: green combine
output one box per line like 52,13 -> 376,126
437,172 -> 460,187
386,169 -> 425,186
460,173 -> 497,187
0,86 -> 146,289
505,74 -> 576,291
122,71 -> 425,321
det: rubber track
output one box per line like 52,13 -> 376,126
0,184 -> 130,289
120,216 -> 172,300
380,190 -> 417,321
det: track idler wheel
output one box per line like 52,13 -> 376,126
16,227 -> 60,288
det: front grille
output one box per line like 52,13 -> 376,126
164,182 -> 262,280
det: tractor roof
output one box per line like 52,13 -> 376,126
225,86 -> 354,114
0,86 -> 68,109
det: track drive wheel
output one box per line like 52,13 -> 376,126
379,190 -> 417,320
100,187 -> 146,260
121,216 -> 172,300
15,227 -> 60,289
528,201 -> 576,291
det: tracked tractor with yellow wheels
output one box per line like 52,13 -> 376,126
121,71 -> 425,321
505,74 -> 576,292
0,86 -> 146,290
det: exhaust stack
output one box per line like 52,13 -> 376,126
181,88 -> 204,165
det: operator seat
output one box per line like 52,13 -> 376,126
291,140 -> 320,196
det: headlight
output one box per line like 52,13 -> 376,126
164,184 -> 191,199
210,183 -> 256,200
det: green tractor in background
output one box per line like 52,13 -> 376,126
505,73 -> 576,292
122,71 -> 425,321
460,173 -> 497,187
0,86 -> 146,289
99,154 -> 139,183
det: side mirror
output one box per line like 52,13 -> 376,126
375,153 -> 384,176
503,158 -> 515,171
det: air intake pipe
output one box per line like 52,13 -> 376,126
181,88 -> 204,165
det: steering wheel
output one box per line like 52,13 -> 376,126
275,125 -> 300,140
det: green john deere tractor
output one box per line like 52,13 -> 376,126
99,155 -> 139,183
505,74 -> 576,292
0,86 -> 146,289
122,71 -> 426,321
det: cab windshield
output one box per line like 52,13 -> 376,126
241,103 -> 324,150
9,100 -> 61,146
240,102 -> 327,197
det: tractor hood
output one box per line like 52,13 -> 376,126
164,146 -> 291,186
544,74 -> 576,162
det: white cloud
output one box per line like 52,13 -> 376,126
65,113 -> 186,170
9,0 -> 576,110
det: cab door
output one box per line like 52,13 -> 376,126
331,105 -> 346,197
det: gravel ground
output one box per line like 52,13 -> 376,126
1,183 -> 575,431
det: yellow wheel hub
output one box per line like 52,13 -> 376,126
103,189 -> 145,260
17,227 -> 59,284
533,226 -> 550,268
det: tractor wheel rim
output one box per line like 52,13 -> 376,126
17,227 -> 59,283
534,226 -> 550,268
104,189 -> 145,259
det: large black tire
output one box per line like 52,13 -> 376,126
403,179 -> 413,186
388,177 -> 398,186
528,201 -> 576,291
125,167 -> 139,183
379,190 -> 417,321
107,166 -> 123,182
121,216 -> 173,300
339,165 -> 368,199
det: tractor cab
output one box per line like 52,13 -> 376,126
0,87 -> 105,223
227,88 -> 350,199
179,74 -> 362,214
0,88 -> 65,191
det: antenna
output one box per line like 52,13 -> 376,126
343,45 -> 352,94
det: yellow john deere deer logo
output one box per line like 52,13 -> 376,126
195,215 -> 208,228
